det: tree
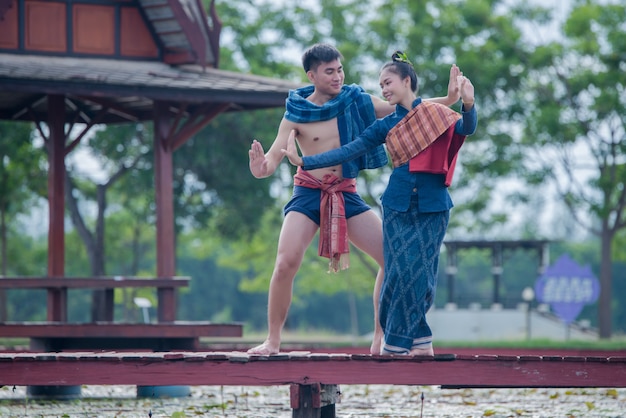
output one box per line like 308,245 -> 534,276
216,0 -> 548,231
173,109 -> 285,239
212,0 -> 543,290
0,122 -> 47,320
520,1 -> 626,338
65,123 -> 153,320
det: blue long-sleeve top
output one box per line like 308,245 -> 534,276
302,98 -> 477,213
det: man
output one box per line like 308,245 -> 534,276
248,43 -> 459,355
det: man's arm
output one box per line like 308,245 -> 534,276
249,118 -> 295,178
371,95 -> 396,118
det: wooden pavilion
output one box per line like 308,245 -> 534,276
0,0 -> 301,335
443,239 -> 551,307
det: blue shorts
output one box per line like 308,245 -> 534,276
283,185 -> 371,226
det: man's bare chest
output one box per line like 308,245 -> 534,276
294,119 -> 341,154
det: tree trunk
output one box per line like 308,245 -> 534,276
64,171 -> 108,321
90,184 -> 108,321
598,222 -> 613,339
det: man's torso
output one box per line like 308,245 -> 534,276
290,118 -> 344,180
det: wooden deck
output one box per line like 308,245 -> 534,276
2,350 -> 625,388
0,322 -> 243,351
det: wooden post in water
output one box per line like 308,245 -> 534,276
290,383 -> 341,418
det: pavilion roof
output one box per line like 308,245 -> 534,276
0,53 -> 301,124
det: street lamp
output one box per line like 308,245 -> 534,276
134,297 -> 152,323
522,287 -> 535,341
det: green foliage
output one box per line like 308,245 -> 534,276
0,122 -> 47,206
0,121 -> 47,268
217,206 -> 379,300
0,122 -> 48,318
174,109 -> 284,239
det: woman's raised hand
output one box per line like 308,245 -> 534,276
457,75 -> 475,108
447,64 -> 462,103
281,129 -> 303,166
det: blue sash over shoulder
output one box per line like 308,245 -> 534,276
285,84 -> 388,178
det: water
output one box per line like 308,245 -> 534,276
1,384 -> 625,417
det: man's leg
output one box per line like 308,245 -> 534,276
247,211 -> 319,355
346,210 -> 385,355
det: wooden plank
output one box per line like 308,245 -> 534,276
0,277 -> 190,289
0,322 -> 242,338
0,352 -> 625,388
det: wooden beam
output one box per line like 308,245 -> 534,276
0,276 -> 190,289
0,352 -> 625,388
76,96 -> 141,122
170,102 -> 230,151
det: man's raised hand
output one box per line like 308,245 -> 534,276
248,139 -> 270,178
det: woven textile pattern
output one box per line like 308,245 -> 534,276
385,102 -> 460,167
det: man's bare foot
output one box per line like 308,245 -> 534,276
409,347 -> 434,356
247,340 -> 280,355
370,330 -> 384,355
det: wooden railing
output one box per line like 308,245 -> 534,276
0,276 -> 243,350
0,276 -> 191,322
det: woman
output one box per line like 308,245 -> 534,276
282,51 -> 477,356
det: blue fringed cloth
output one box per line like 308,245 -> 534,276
284,84 -> 388,178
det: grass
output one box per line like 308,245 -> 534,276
435,337 -> 626,351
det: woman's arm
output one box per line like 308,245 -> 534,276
455,104 -> 477,136
454,75 -> 477,136
282,122 -> 387,169
426,64 -> 462,106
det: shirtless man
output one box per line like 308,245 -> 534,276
248,43 -> 459,355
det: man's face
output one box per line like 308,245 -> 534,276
307,59 -> 345,96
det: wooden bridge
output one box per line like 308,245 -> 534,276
1,350 -> 625,417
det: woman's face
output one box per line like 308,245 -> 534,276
379,68 -> 409,106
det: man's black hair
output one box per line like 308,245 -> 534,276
301,43 -> 343,73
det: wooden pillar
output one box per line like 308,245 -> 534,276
444,243 -> 457,304
46,95 -> 66,322
290,383 -> 340,418
538,242 -> 550,276
153,102 -> 176,322
491,243 -> 503,305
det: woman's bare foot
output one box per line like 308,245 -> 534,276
409,347 -> 434,356
247,340 -> 280,355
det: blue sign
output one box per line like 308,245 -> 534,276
534,254 -> 600,324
